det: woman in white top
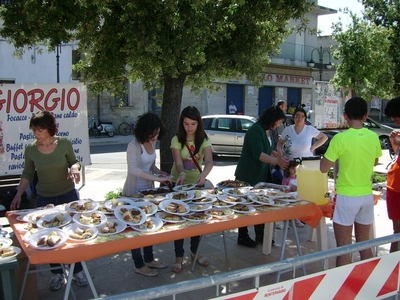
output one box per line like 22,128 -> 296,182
122,113 -> 172,277
277,108 -> 328,159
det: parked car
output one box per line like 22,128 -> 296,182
202,114 -> 257,155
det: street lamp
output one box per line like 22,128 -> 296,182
308,46 -> 332,81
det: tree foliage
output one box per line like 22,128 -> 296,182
331,11 -> 394,100
0,0 -> 313,171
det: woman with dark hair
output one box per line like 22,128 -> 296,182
10,110 -> 87,291
383,97 -> 400,252
122,112 -> 172,276
170,106 -> 214,272
235,106 -> 289,247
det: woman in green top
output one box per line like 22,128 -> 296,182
235,106 -> 289,247
170,106 -> 213,273
10,110 -> 87,291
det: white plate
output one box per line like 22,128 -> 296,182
0,246 -> 21,263
0,237 -> 12,249
191,190 -> 209,200
190,195 -> 217,204
130,217 -> 163,232
183,213 -> 212,223
140,194 -> 168,203
223,187 -> 251,197
104,198 -> 137,211
65,200 -> 98,213
28,229 -> 68,250
216,180 -> 251,189
131,202 -> 158,216
260,188 -> 288,199
155,212 -> 185,223
173,184 -> 197,191
97,218 -> 127,236
114,205 -> 147,226
217,194 -> 247,204
22,209 -> 60,223
166,190 -> 195,201
63,223 -> 98,242
188,203 -> 212,212
37,212 -> 72,229
231,205 -> 256,214
270,199 -> 290,207
97,204 -> 114,215
8,208 -> 37,216
205,208 -> 234,219
212,200 -> 235,208
247,195 -> 274,206
159,200 -> 190,215
73,212 -> 107,227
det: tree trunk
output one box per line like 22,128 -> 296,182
160,74 -> 186,173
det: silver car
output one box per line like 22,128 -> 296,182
364,117 -> 393,149
202,115 -> 257,155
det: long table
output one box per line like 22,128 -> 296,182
7,200 -> 323,298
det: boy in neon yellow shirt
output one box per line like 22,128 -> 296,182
320,97 -> 382,267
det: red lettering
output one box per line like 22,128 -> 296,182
13,89 -> 28,113
44,89 -> 59,111
276,75 -> 284,82
27,88 -> 45,112
67,88 -> 80,110
0,90 -> 6,111
266,74 -> 273,82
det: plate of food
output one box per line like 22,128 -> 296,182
261,188 -> 288,198
65,200 -> 98,213
72,212 -> 107,227
190,195 -> 217,204
173,184 -> 197,192
217,194 -> 247,204
166,191 -> 194,201
130,217 -> 163,232
139,187 -> 170,196
183,213 -> 212,223
114,205 -> 147,226
205,208 -> 234,219
216,180 -> 251,189
231,204 -> 256,214
246,195 -> 274,206
155,212 -> 185,223
0,237 -> 12,249
212,200 -> 235,208
191,190 -> 208,200
271,199 -> 290,207
159,200 -> 190,215
63,224 -> 98,242
28,229 -> 68,250
0,246 -> 21,263
104,198 -> 137,210
36,212 -> 72,229
97,218 -> 127,236
223,187 -> 251,197
97,204 -> 114,215
131,202 -> 158,216
188,203 -> 212,212
22,209 -> 60,223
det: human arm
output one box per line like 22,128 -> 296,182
10,178 -> 30,210
259,152 -> 289,169
389,130 -> 400,152
171,147 -> 186,185
196,145 -> 213,186
310,132 -> 328,153
65,139 -> 81,184
320,156 -> 334,173
277,137 -> 286,157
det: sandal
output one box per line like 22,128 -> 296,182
172,263 -> 182,273
145,260 -> 168,269
191,253 -> 209,267
135,267 -> 158,277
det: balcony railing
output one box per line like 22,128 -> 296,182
274,42 -> 337,65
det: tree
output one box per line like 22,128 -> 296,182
0,0 -> 312,171
331,10 -> 394,100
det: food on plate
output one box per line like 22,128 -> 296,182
250,195 -> 272,204
79,213 -> 102,225
100,221 -> 117,233
111,200 -> 131,208
232,205 -> 250,212
273,199 -> 289,205
140,187 -> 169,196
98,206 -> 113,214
41,213 -> 66,228
23,222 -> 38,231
214,200 -> 232,207
163,214 -> 182,221
120,208 -> 142,223
138,218 -> 154,230
172,192 -> 188,200
194,190 -> 203,198
0,247 -> 16,258
37,231 -> 62,247
141,205 -> 155,215
185,213 -> 209,221
218,180 -> 249,188
223,196 -> 242,202
190,204 -> 207,211
69,201 -> 94,212
69,227 -> 94,240
226,188 -> 248,195
192,196 -> 215,203
165,203 -> 188,214
44,204 -> 55,209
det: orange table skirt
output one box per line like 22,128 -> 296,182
8,200 -> 323,265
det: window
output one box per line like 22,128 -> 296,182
210,118 -> 232,131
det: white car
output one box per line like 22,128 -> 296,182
202,115 -> 257,155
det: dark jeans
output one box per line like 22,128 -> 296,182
238,224 -> 264,240
36,189 -> 82,274
131,247 -> 154,269
174,236 -> 200,258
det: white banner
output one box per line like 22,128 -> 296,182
0,83 -> 91,176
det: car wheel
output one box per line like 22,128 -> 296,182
379,136 -> 390,149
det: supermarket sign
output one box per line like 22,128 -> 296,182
0,83 -> 91,176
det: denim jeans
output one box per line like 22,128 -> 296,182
174,236 -> 200,258
130,247 -> 154,269
36,189 -> 82,274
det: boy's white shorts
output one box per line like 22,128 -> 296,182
333,194 -> 374,226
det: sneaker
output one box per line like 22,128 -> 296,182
295,219 -> 305,228
73,270 -> 88,287
49,274 -> 66,291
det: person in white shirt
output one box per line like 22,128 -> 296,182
228,100 -> 237,114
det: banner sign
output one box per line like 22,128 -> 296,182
0,83 -> 91,176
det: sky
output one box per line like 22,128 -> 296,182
317,0 -> 365,35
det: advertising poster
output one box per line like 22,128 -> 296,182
0,83 -> 91,176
